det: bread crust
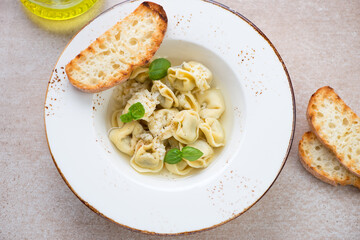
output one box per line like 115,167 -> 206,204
307,86 -> 360,177
299,132 -> 360,189
65,2 -> 168,93
299,132 -> 338,186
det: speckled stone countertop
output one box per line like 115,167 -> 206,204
1,0 -> 359,239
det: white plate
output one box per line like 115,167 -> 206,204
45,0 -> 295,235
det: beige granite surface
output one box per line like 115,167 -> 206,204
1,0 -> 359,239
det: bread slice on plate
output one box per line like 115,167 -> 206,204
299,131 -> 360,188
65,2 -> 168,93
307,86 -> 360,177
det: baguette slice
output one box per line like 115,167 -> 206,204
299,131 -> 360,188
65,2 -> 167,93
307,86 -> 360,176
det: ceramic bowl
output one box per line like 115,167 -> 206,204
45,0 -> 295,234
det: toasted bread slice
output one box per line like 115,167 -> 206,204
307,86 -> 360,176
299,132 -> 360,188
65,2 -> 167,93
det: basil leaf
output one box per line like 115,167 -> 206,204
182,146 -> 203,161
129,102 -> 145,120
164,148 -> 183,164
120,112 -> 133,123
148,58 -> 171,80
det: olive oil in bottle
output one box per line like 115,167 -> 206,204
20,0 -> 99,20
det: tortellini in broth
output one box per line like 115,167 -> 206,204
109,121 -> 144,156
196,89 -> 225,119
109,60 -> 227,176
177,91 -> 199,112
151,81 -> 179,109
172,110 -> 200,144
130,139 -> 165,173
185,140 -> 214,168
199,118 -> 225,147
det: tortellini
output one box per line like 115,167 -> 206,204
129,66 -> 149,83
165,160 -> 192,175
109,121 -> 144,156
111,109 -> 124,128
167,67 -> 196,92
130,139 -> 165,173
196,89 -> 225,119
148,109 -> 178,140
199,118 -> 225,147
172,110 -> 200,144
177,91 -> 199,112
168,61 -> 212,92
184,140 -> 214,168
151,81 -> 179,109
109,60 -> 227,176
182,61 -> 212,91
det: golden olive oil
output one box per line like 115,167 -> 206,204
20,0 -> 98,20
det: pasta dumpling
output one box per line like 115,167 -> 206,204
111,110 -> 125,128
199,118 -> 225,147
151,80 -> 179,109
185,140 -> 214,168
173,110 -> 200,144
167,67 -> 197,92
165,160 -> 192,175
196,89 -> 225,119
129,66 -> 149,83
130,139 -> 165,173
109,122 -> 144,156
177,91 -> 199,112
148,109 -> 178,140
183,61 -> 212,91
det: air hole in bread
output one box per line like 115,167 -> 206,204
334,166 -> 340,170
348,147 -> 352,153
129,38 -> 138,46
329,123 -> 336,128
99,43 -> 106,49
317,112 -> 324,117
103,50 -> 111,56
146,31 -> 154,38
317,165 -> 321,169
356,149 -> 360,155
315,146 -> 321,150
90,78 -> 98,85
132,20 -> 138,26
112,64 -> 120,69
347,154 -> 352,160
311,104 -> 316,110
98,71 -> 105,78
115,31 -> 121,41
343,118 -> 349,126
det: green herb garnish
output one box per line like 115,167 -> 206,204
120,102 -> 145,123
164,146 -> 203,164
181,146 -> 204,161
120,112 -> 133,123
164,148 -> 183,164
148,58 -> 171,80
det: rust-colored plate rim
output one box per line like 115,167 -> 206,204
44,0 -> 296,235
